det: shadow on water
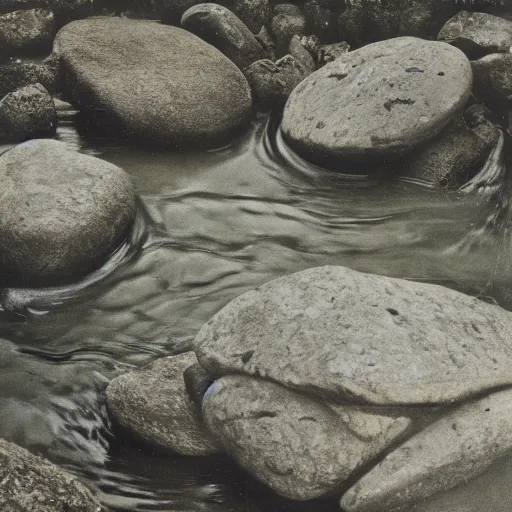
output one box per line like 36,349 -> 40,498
0,107 -> 511,510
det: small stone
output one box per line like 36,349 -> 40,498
289,35 -> 316,73
181,4 -> 268,70
183,362 -> 214,406
0,9 -> 56,59
438,11 -> 512,59
244,54 -> 309,110
270,8 -> 306,56
0,83 -> 56,142
107,352 -> 218,456
317,41 -> 350,67
0,139 -> 136,286
203,375 -> 410,500
232,0 -> 271,34
341,388 -> 512,512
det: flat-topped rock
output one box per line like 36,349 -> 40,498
281,37 -> 472,165
195,265 -> 512,405
203,375 -> 410,500
54,18 -> 252,146
341,388 -> 512,512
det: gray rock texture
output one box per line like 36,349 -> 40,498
0,57 -> 58,98
202,375 -> 410,500
0,0 -> 93,20
54,18 -> 252,146
244,54 -> 309,109
271,6 -> 306,55
400,104 -> 500,187
338,0 -> 459,48
317,41 -> 350,67
0,9 -> 56,58
195,265 -> 512,405
0,139 -> 136,287
289,35 -> 316,73
181,4 -> 268,70
341,388 -> 512,512
281,37 -> 472,165
107,352 -> 218,456
472,52 -> 512,110
0,438 -> 104,511
232,0 -> 271,34
0,83 -> 56,142
438,11 -> 512,59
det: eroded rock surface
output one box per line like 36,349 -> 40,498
195,265 -> 512,405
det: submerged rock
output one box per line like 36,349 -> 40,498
338,0 -> 458,48
203,375 -> 410,500
0,139 -> 136,287
195,265 -> 512,406
400,104 -> 500,187
438,11 -> 512,59
0,83 -> 56,142
281,37 -> 472,165
181,4 -> 268,70
0,8 -> 56,59
341,388 -> 512,512
0,439 -> 104,511
107,352 -> 218,456
54,18 -> 252,146
244,54 -> 309,109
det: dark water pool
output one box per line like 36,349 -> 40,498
0,103 -> 511,511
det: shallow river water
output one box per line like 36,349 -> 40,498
1,104 -> 512,511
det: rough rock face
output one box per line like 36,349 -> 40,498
438,11 -> 512,59
0,439 -> 103,511
0,0 -> 93,19
281,37 -> 472,165
181,4 -> 268,70
0,139 -> 136,287
0,83 -> 56,142
338,0 -> 459,47
271,4 -> 306,55
195,265 -> 512,406
0,8 -> 56,58
203,375 -> 410,500
54,18 -> 252,146
400,105 -> 500,187
0,57 -> 58,98
244,55 -> 309,109
341,388 -> 512,512
107,352 -> 218,456
232,0 -> 271,34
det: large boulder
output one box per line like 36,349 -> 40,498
181,4 -> 268,70
280,37 -> 472,166
106,352 -> 218,456
195,265 -> 512,405
341,388 -> 512,512
0,438 -> 104,511
0,8 -> 56,59
203,375 -> 410,500
0,83 -> 56,142
438,11 -> 512,59
53,18 -> 252,146
0,139 -> 136,287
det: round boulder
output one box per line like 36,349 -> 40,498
0,139 -> 136,287
54,18 -> 252,147
281,37 -> 472,165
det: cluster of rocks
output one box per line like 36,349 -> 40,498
105,264 -> 512,511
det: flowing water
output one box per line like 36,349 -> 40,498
0,102 -> 511,511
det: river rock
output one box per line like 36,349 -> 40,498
341,388 -> 512,512
338,0 -> 458,47
0,439 -> 104,511
317,41 -> 350,67
181,4 -> 268,70
271,6 -> 306,55
438,11 -> 512,59
244,54 -> 309,110
0,57 -> 58,97
281,37 -> 472,165
0,83 -> 56,142
232,0 -> 271,34
0,0 -> 93,20
289,35 -> 316,73
106,352 -> 218,456
203,375 -> 410,500
0,9 -> 56,59
195,265 -> 512,406
399,104 -> 500,187
54,18 -> 252,146
0,139 -> 136,287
